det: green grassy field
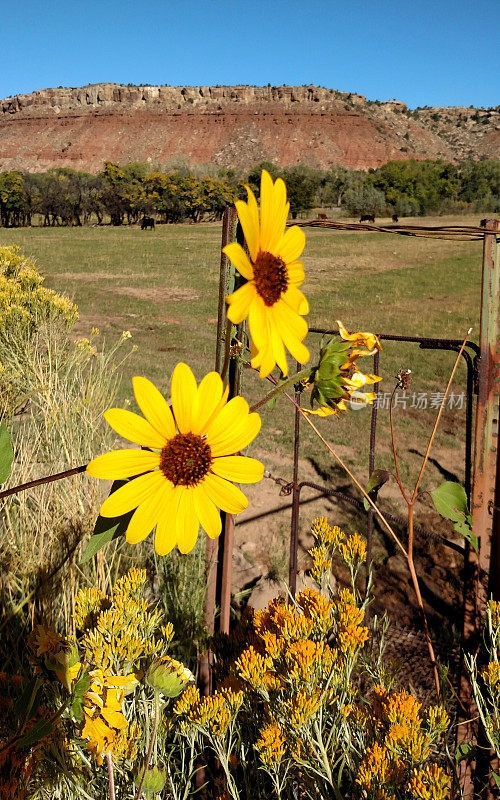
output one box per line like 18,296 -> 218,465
0,216 -> 484,581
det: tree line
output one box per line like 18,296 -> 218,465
0,158 -> 498,227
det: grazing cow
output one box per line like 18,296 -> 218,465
141,216 -> 155,230
360,214 -> 375,223
392,214 -> 399,223
317,213 -> 328,220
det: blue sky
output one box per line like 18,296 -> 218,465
2,0 -> 498,108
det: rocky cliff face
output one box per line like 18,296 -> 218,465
0,83 -> 498,172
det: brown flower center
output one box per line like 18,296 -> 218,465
253,251 -> 288,307
159,433 -> 212,487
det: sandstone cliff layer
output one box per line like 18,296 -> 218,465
1,83 -> 498,173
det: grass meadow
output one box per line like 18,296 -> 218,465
0,215 -> 484,594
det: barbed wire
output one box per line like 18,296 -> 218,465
298,219 -> 493,241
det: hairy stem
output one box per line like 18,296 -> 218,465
411,330 -> 471,502
249,367 -> 313,413
106,753 -> 116,800
134,691 -> 160,800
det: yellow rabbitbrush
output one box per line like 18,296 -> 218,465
223,169 -> 309,378
87,363 -> 263,555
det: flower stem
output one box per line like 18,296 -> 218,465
0,464 -> 87,501
248,368 -> 313,413
134,691 -> 160,800
106,753 -> 116,800
287,392 -> 407,558
411,330 -> 471,503
220,318 -> 233,384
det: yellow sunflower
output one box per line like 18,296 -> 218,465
87,364 -> 263,555
223,169 -> 309,379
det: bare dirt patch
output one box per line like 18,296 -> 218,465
109,286 -> 200,303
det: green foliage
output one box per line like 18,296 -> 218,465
430,481 -> 476,551
1,158 -> 498,227
280,165 -> 320,218
342,183 -> 386,216
0,421 -> 14,483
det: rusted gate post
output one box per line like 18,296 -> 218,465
459,219 -> 500,796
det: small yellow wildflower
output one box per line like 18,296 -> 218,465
296,588 -> 334,636
487,599 -> 500,629
285,688 -> 322,728
309,544 -> 332,584
357,741 -> 392,788
174,684 -> 201,717
235,647 -> 272,691
255,722 -> 286,767
482,660 -> 500,687
339,533 -> 367,567
427,706 -> 450,733
310,516 -> 342,547
409,763 -> 451,800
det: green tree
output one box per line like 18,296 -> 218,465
280,165 -> 320,219
342,183 -> 385,216
0,171 -> 25,227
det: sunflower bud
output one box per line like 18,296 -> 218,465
138,764 -> 167,794
146,656 -> 194,698
310,339 -> 350,409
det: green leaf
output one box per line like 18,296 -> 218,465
430,481 -> 477,551
79,480 -> 133,564
17,717 -> 56,749
492,771 -> 500,789
13,677 -> 42,721
73,671 -> 90,701
455,741 -> 475,762
70,671 -> 90,723
430,481 -> 468,518
363,469 -> 391,511
0,422 -> 14,484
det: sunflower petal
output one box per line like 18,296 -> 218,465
259,169 -> 275,253
104,408 -> 166,448
236,196 -> 259,262
192,484 -> 222,539
171,362 -> 197,434
226,281 -> 257,325
276,225 -> 306,264
274,297 -> 308,343
175,489 -> 199,554
87,449 -> 160,480
191,371 -> 224,434
125,481 -> 173,545
248,295 -> 270,352
283,284 -> 309,315
99,470 -> 166,517
154,487 -> 182,556
222,242 -> 254,281
101,709 -> 127,729
203,473 -> 249,514
132,377 -> 175,440
269,180 -> 289,254
269,312 -> 289,376
206,397 -> 261,456
211,456 -> 264,484
286,261 -> 306,287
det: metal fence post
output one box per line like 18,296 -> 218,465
459,218 -> 500,797
199,207 -> 237,696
